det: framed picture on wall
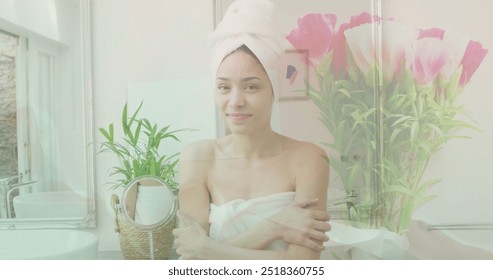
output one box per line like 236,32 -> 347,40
280,49 -> 310,101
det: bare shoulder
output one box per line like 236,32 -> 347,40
283,137 -> 329,165
180,139 -> 216,161
179,139 -> 216,193
282,137 -> 330,193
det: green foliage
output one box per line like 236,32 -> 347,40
98,101 -> 189,190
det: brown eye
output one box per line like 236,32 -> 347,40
217,84 -> 230,94
245,84 -> 260,93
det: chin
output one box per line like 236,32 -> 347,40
228,127 -> 251,135
226,124 -> 254,135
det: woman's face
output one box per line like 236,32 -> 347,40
215,50 -> 274,135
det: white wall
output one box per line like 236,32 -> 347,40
91,0 -> 214,251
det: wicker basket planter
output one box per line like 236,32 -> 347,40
111,194 -> 176,260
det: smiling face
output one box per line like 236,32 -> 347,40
215,47 -> 274,135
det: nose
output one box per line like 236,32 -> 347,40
228,87 -> 245,107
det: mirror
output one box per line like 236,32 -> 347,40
0,0 -> 95,228
114,176 -> 176,260
121,176 -> 176,229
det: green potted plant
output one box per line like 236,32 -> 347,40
99,101 -> 188,259
98,101 -> 183,191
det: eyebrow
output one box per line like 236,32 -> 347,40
216,76 -> 262,82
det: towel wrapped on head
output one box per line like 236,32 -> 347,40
210,0 -> 287,98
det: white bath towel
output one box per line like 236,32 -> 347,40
209,191 -> 295,251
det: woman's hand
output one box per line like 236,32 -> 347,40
270,198 -> 331,251
172,211 -> 212,260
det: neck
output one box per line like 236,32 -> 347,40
226,127 -> 283,159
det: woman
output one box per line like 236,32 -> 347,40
173,0 -> 330,259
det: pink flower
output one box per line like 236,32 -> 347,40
411,38 -> 450,85
381,20 -> 419,81
285,14 -> 337,61
415,28 -> 469,83
438,33 -> 469,82
333,12 -> 380,75
344,23 -> 376,75
459,40 -> 488,86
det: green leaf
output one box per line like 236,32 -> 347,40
416,178 -> 442,195
391,115 -> 412,127
128,101 -> 143,129
132,159 -> 141,177
150,156 -> 158,176
381,184 -> 417,197
98,127 -> 112,142
414,195 -> 438,207
109,123 -> 114,142
132,120 -> 143,146
398,203 -> 414,233
426,123 -> 444,136
122,103 -> 128,135
410,120 -> 419,142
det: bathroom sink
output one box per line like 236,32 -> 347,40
13,191 -> 88,218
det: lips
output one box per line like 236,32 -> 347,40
227,113 -> 252,121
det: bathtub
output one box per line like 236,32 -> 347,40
405,220 -> 493,259
13,191 -> 88,218
0,229 -> 98,259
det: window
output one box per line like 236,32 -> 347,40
0,30 -> 19,179
0,29 -> 62,192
